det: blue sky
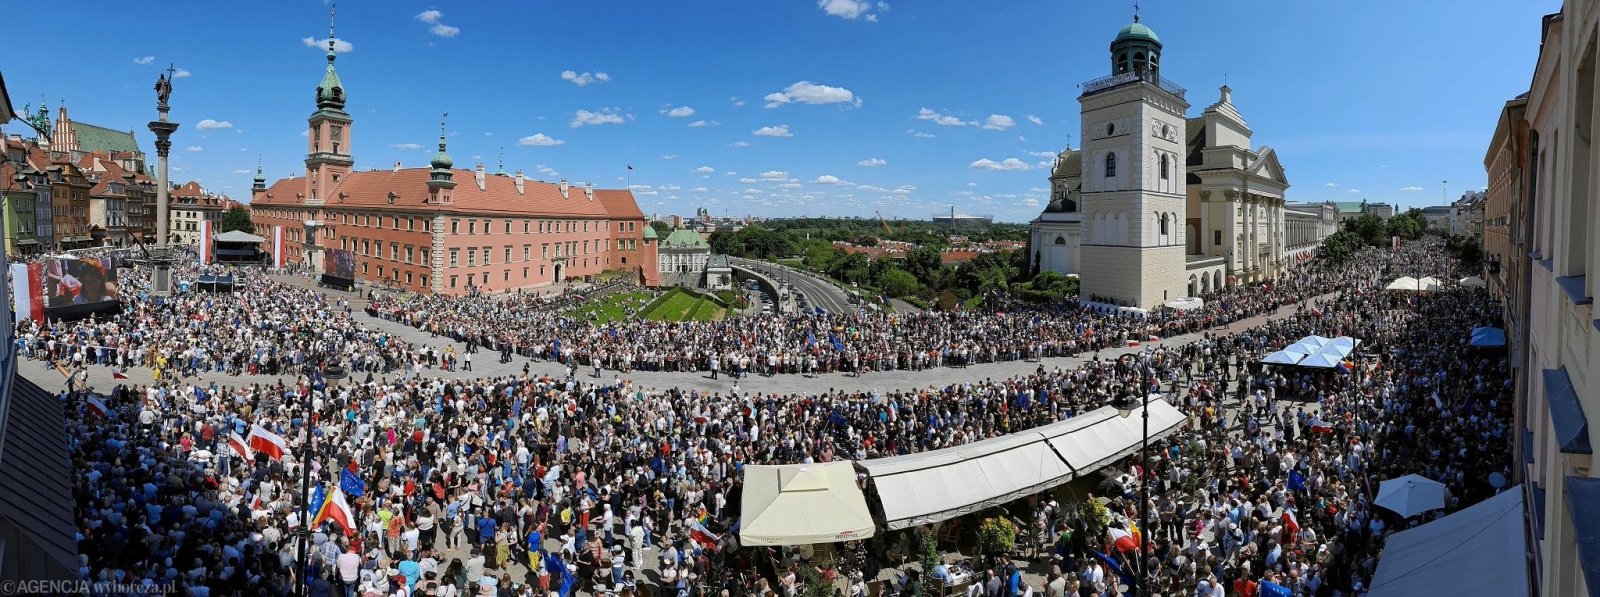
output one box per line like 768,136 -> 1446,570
2,0 -> 1553,223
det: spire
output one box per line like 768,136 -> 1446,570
428,113 -> 457,191
327,2 -> 338,61
316,2 -> 347,111
253,155 -> 266,190
496,146 -> 505,176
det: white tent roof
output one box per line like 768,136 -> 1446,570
1459,276 -> 1486,288
1385,276 -> 1419,291
214,230 -> 266,243
859,428 -> 1075,530
857,401 -> 1186,530
1039,400 -> 1186,475
1164,297 -> 1204,311
1262,351 -> 1305,365
739,462 -> 875,546
1367,487 -> 1528,597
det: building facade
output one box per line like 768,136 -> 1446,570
250,27 -> 656,294
1484,94 -> 1528,331
169,181 -> 225,247
1515,5 -> 1600,596
658,228 -> 710,287
1031,17 -> 1314,306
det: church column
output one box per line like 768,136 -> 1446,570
1223,191 -> 1239,276
1199,191 -> 1212,256
1245,195 -> 1257,274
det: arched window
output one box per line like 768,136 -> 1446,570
1054,236 -> 1066,245
1160,213 -> 1170,235
1159,154 -> 1169,180
1105,152 -> 1117,178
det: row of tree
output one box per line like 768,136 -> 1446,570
1317,208 -> 1431,263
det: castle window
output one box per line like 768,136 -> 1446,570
1105,152 -> 1117,178
1160,154 -> 1170,180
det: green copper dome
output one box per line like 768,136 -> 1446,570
430,149 -> 453,170
642,225 -> 659,240
316,57 -> 346,110
1115,21 -> 1159,44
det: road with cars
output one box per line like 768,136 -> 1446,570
727,257 -> 856,315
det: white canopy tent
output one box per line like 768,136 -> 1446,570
856,401 -> 1187,530
1367,487 -> 1528,597
1459,276 -> 1486,288
1164,297 -> 1204,311
1385,276 -> 1441,292
858,428 -> 1075,530
739,462 -> 875,546
214,230 -> 266,243
1262,335 -> 1362,368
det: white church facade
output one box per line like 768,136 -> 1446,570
1030,16 -> 1302,309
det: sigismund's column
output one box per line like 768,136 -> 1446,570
148,66 -> 179,249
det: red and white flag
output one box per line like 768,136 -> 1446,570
228,431 -> 252,459
111,369 -> 129,380
247,426 -> 288,461
313,487 -> 357,536
688,519 -> 719,550
86,396 -> 109,417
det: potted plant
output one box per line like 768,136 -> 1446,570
977,517 -> 1017,556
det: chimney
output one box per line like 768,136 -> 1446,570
514,170 -> 525,195
393,161 -> 401,173
560,178 -> 569,199
584,182 -> 594,201
474,163 -> 486,190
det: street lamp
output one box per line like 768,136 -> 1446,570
295,361 -> 347,596
1108,352 -> 1153,596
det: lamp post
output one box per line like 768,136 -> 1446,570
296,359 -> 347,596
1109,352 -> 1153,596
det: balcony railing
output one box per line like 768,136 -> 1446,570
1080,70 -> 1186,100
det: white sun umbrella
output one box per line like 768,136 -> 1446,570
1316,343 -> 1354,359
1262,350 -> 1305,365
1459,276 -> 1486,288
1385,276 -> 1420,291
1374,474 -> 1448,518
1417,277 -> 1444,292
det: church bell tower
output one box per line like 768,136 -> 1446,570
305,6 -> 352,207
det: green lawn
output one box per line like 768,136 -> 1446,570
570,290 -> 653,323
688,297 -> 726,321
643,289 -> 699,321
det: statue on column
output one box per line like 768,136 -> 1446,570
155,71 -> 172,111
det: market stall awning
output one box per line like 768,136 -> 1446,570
859,428 -> 1075,530
739,462 -> 874,546
1469,327 -> 1506,347
1261,350 -> 1306,365
1297,351 -> 1344,369
1040,400 -> 1186,474
1367,487 -> 1529,597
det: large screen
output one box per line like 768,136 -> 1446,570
43,257 -> 119,308
323,248 -> 357,280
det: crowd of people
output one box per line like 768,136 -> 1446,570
27,239 -> 1514,597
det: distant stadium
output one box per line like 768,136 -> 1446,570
932,209 -> 994,230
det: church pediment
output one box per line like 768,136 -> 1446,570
1247,146 -> 1289,185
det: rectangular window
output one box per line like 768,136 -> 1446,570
524,220 -> 530,234
377,265 -> 384,278
1213,230 -> 1222,246
540,265 -> 545,276
422,275 -> 429,288
523,267 -> 529,278
468,249 -> 476,266
524,245 -> 530,261
450,248 -> 459,267
504,247 -> 512,263
450,275 -> 458,288
504,220 -> 511,234
583,221 -> 589,232
362,263 -> 369,274
483,246 -> 492,265
408,218 -> 415,231
583,241 -> 589,254
406,272 -> 413,285
405,246 -> 414,264
629,239 -> 636,250
504,271 -> 510,282
469,221 -> 476,234
618,239 -> 625,251
542,244 -> 549,259
391,243 -> 399,260
452,220 -> 459,234
467,274 -> 474,287
421,248 -> 429,264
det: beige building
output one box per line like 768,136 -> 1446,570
1032,17 -> 1308,306
169,181 -> 225,247
1517,4 -> 1600,597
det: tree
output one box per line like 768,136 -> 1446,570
650,221 -> 673,237
707,230 -> 745,256
1317,230 -> 1361,263
902,247 -> 945,284
857,235 -> 879,247
879,268 -> 920,298
1345,213 -> 1387,247
220,205 -> 253,234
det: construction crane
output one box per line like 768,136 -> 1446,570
876,211 -> 893,236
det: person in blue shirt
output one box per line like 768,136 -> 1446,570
477,515 -> 497,546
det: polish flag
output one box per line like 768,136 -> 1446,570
247,426 -> 289,461
1310,307 -> 1323,318
1125,340 -> 1141,347
313,487 -> 357,536
688,519 -> 719,550
1309,416 -> 1335,434
228,431 -> 252,459
111,369 -> 129,380
86,396 -> 109,418
1282,511 -> 1301,536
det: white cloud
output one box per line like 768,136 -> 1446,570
908,130 -> 935,138
691,166 -> 716,173
561,70 -> 611,87
739,177 -> 760,184
660,184 -> 682,191
970,158 -> 1030,171
232,169 -> 250,174
628,184 -> 659,197
172,68 -> 191,78
1026,114 -> 1044,126
687,120 -> 718,128
302,37 -> 353,53
858,184 -> 890,193
1325,182 -> 1340,187
744,188 -> 764,195
1348,189 -> 1362,194
725,171 -> 737,176
134,56 -> 154,65
1021,198 -> 1041,207
758,171 -> 790,181
690,187 -> 708,193
391,143 -> 425,151
753,125 -> 792,137
417,11 -> 460,37
1399,186 -> 1424,192
662,105 -> 695,118
195,119 -> 233,130
301,130 -> 310,138
894,185 -> 915,195
1025,150 -> 1057,158
968,182 -> 979,187
981,114 -> 1016,131
731,97 -> 746,107
729,141 -> 752,147
516,133 -> 565,147
661,154 -> 679,160
917,108 -> 974,127
764,81 -> 860,108
571,108 -> 627,128
858,158 -> 887,167
818,0 -> 883,21
537,165 -> 558,176
815,175 -> 853,185
1379,165 -> 1392,169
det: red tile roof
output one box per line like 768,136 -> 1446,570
255,168 -> 642,220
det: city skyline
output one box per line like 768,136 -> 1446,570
0,0 -> 1550,222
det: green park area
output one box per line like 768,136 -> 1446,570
640,288 -> 726,322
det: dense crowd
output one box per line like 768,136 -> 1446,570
32,240 -> 1512,597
